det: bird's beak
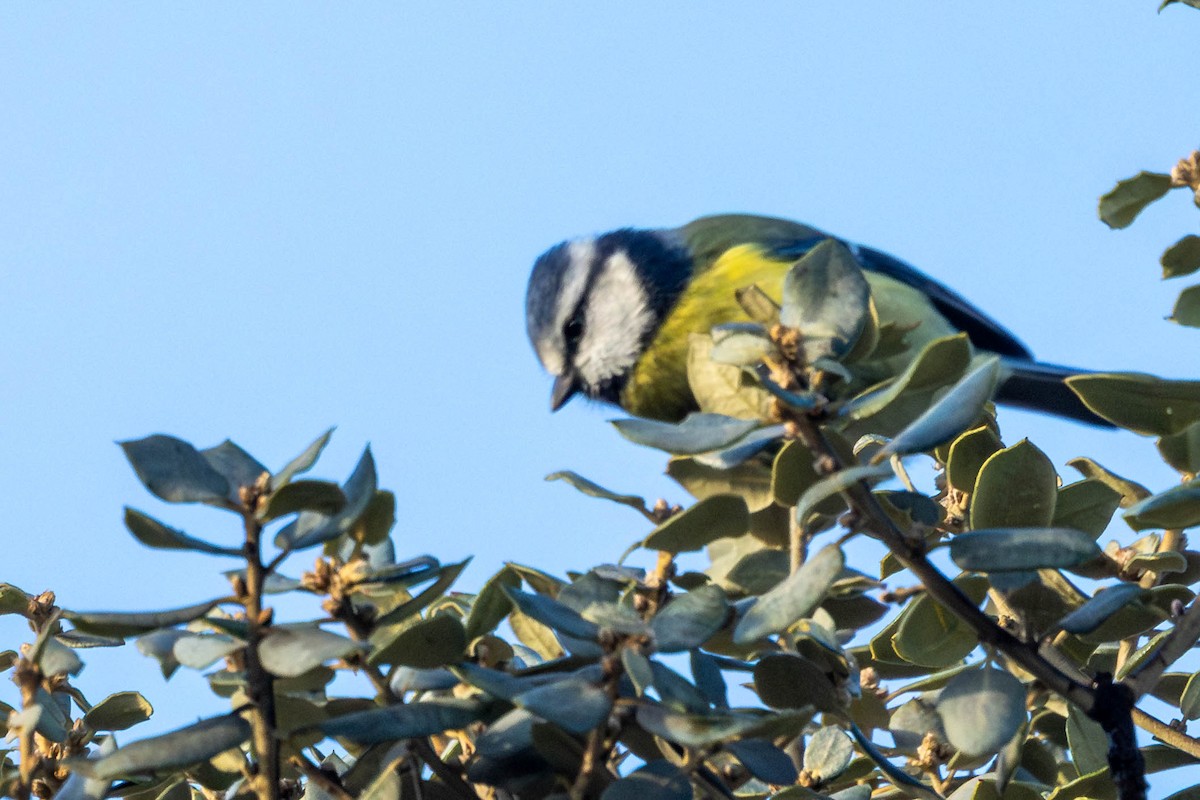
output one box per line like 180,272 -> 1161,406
550,372 -> 581,412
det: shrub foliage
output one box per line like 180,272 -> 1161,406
5,156 -> 1200,800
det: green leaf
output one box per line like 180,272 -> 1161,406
545,471 -> 648,516
650,659 -> 709,713
636,704 -> 813,748
795,464 -> 890,524
1067,373 -> 1200,436
505,562 -> 566,597
1052,480 -> 1122,538
65,599 -> 222,638
83,692 -> 154,732
686,333 -> 776,420
842,333 -> 972,423
1067,457 -> 1151,508
892,593 -> 979,669
173,633 -> 243,670
258,626 -> 365,677
651,585 -> 729,652
936,666 -> 1026,757
725,739 -> 798,785
0,583 -> 29,615
71,714 -> 250,780
612,413 -> 758,455
1180,671 -> 1200,720
370,614 -> 466,668
271,427 -> 334,491
39,637 -> 83,676
969,439 -> 1058,529
1057,584 -> 1146,635
1158,421 -> 1200,475
780,239 -> 871,362
753,653 -> 839,713
355,490 -> 396,545
690,650 -> 729,709
200,440 -> 267,500
622,649 -> 654,697
1163,234 -> 1200,279
502,587 -> 599,641
1116,629 -> 1171,681
119,434 -> 232,505
1098,171 -> 1173,228
803,725 -> 854,782
709,323 -> 776,366
123,508 -> 241,557
1066,703 -> 1108,777
1171,285 -> 1200,328
601,761 -> 692,800
464,567 -> 521,640
950,528 -> 1101,572
135,629 -> 186,679
770,440 -> 820,507
691,425 -> 785,469
946,425 -> 1002,494
734,544 -> 844,644
515,676 -> 612,734
644,495 -> 749,554
372,558 -> 471,627
667,456 -> 774,513
275,446 -> 377,551
319,698 -> 485,744
258,480 -> 346,522
1123,481 -> 1200,530
875,356 -> 1001,460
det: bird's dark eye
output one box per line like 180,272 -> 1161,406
564,316 -> 584,346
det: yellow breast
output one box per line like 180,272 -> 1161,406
620,243 -> 957,421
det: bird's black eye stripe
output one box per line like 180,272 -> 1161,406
563,315 -> 584,346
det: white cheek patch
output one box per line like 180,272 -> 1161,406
537,239 -> 596,376
575,250 -> 655,387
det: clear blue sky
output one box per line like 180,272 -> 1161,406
1,0 -> 1198,782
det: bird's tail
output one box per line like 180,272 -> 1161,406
996,359 -> 1116,428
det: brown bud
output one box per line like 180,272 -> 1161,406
1171,150 -> 1200,189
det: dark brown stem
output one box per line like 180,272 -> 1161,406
13,660 -> 39,800
340,617 -> 478,800
792,416 -> 1098,714
242,511 -> 280,800
569,655 -> 623,800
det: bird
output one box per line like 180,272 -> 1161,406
524,213 -> 1110,427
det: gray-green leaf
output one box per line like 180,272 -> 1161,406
950,528 -> 1101,572
612,413 -> 758,455
120,435 -> 232,506
1098,171 -> 1173,229
734,545 -> 844,644
123,508 -> 241,557
936,666 -> 1026,757
70,714 -> 250,780
258,626 -> 365,678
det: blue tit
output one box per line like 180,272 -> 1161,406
525,213 -> 1109,427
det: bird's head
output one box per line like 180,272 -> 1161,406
525,228 -> 692,411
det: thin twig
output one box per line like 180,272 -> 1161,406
289,754 -> 353,800
1132,709 -> 1200,760
241,509 -> 281,800
1127,597 -> 1200,700
791,415 -> 1099,714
